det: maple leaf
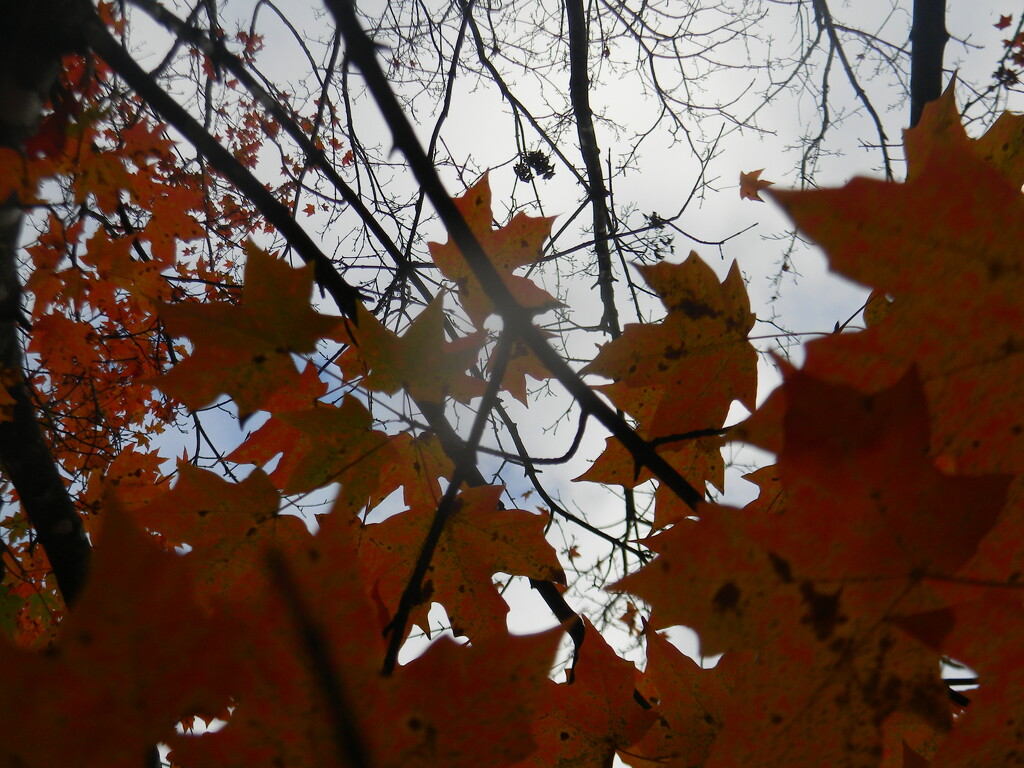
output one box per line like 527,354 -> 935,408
374,431 -> 455,510
619,627 -> 727,767
335,297 -> 487,404
576,435 -> 724,527
515,619 -> 656,767
586,256 -> 756,439
739,168 -> 774,201
895,595 -> 1024,767
72,139 -> 134,213
995,14 -> 1013,29
356,485 -> 565,640
80,227 -> 172,308
903,79 -> 1024,188
232,395 -> 398,507
155,242 -> 341,416
167,508 -> 562,768
763,367 -> 1010,588
131,464 -> 309,606
773,92 -> 1024,477
580,255 -> 756,502
703,638 -> 948,768
492,330 -> 554,406
612,505 -> 792,655
81,444 -> 167,520
25,100 -> 75,159
0,502 -> 237,767
140,181 -> 206,264
428,174 -> 560,328
614,368 -> 1008,766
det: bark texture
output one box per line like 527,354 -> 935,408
910,0 -> 949,128
0,3 -> 92,606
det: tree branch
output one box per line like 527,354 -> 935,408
812,0 -> 894,179
565,0 -> 620,337
326,0 -> 705,513
82,9 -> 365,319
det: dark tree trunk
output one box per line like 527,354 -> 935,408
0,3 -> 92,606
909,0 -> 949,127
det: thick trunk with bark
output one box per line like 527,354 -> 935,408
910,0 -> 949,128
0,3 -> 92,606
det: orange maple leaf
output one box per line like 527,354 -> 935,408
131,465 -> 308,606
231,395 -> 397,508
428,174 -> 560,328
335,297 -> 487,404
620,626 -> 728,767
739,168 -> 774,201
614,369 -> 1002,766
357,485 -> 565,641
0,503 -> 237,767
897,596 -> 1024,767
155,242 -> 341,416
520,619 -> 655,767
774,89 -> 1024,476
166,508 -> 561,768
373,431 -> 455,510
585,256 -> 756,436
141,182 -> 206,263
579,255 -> 756,502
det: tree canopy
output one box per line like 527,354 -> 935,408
0,2 -> 1022,767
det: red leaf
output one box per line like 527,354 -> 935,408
0,502 -> 237,767
517,619 -> 656,767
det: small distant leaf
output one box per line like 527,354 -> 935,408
739,169 -> 774,201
